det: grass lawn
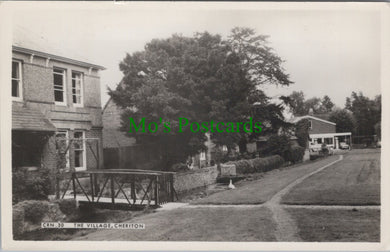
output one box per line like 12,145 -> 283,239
281,149 -> 380,205
286,208 -> 380,242
193,156 -> 339,205
76,206 -> 277,241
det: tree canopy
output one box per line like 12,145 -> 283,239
328,109 -> 356,133
344,92 -> 381,137
282,91 -> 335,116
109,27 -> 292,169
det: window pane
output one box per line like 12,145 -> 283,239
75,150 -> 83,167
54,68 -> 64,74
54,74 -> 63,87
74,132 -> 83,138
74,131 -> 83,149
54,90 -> 63,102
12,61 -> 19,79
12,80 -> 19,97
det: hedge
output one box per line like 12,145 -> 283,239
227,155 -> 284,174
13,200 -> 49,224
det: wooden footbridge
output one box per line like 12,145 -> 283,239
61,169 -> 178,210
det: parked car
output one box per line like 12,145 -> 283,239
339,142 -> 350,150
309,143 -> 333,159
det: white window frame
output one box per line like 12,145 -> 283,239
71,71 -> 84,107
53,67 -> 67,106
74,131 -> 87,171
12,60 -> 23,101
56,130 -> 70,170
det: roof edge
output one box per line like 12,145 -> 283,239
12,45 -> 106,70
295,115 -> 336,126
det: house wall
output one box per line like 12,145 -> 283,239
102,98 -> 123,130
309,118 -> 336,134
12,50 -> 104,173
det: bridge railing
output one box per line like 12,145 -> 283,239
61,169 -> 178,209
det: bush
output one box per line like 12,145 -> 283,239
12,168 -> 51,204
13,207 -> 25,237
234,160 -> 255,174
57,199 -> 78,216
227,155 -> 284,174
170,163 -> 189,172
14,200 -> 49,224
284,146 -> 305,164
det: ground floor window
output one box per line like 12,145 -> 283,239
74,131 -> 86,171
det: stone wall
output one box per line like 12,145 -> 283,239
173,166 -> 219,193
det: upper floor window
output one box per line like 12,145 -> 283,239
12,60 -> 23,100
72,72 -> 83,106
53,68 -> 66,105
309,120 -> 312,129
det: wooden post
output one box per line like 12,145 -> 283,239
90,173 -> 94,202
131,176 -> 136,204
72,173 -> 76,200
110,175 -> 115,205
55,175 -> 60,199
170,174 -> 174,202
155,176 -> 159,206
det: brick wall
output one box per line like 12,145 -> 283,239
22,63 -> 54,103
309,118 -> 336,134
102,98 -> 123,130
85,128 -> 104,169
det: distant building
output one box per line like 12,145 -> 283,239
292,115 -> 352,149
102,98 -> 162,170
11,34 -> 105,187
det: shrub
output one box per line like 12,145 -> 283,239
284,146 -> 305,164
227,159 -> 254,174
14,200 -> 49,224
57,199 -> 78,216
12,168 -> 51,204
13,207 -> 25,237
228,155 -> 284,174
170,163 -> 189,172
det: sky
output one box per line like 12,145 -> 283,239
11,3 -> 382,108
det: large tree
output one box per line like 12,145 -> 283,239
328,109 -> 356,133
345,92 -> 381,137
109,28 -> 292,169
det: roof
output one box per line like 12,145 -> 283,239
290,115 -> 336,126
103,129 -> 136,148
12,105 -> 56,132
13,25 -> 105,70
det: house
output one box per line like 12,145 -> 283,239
11,33 -> 105,193
292,115 -> 352,149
